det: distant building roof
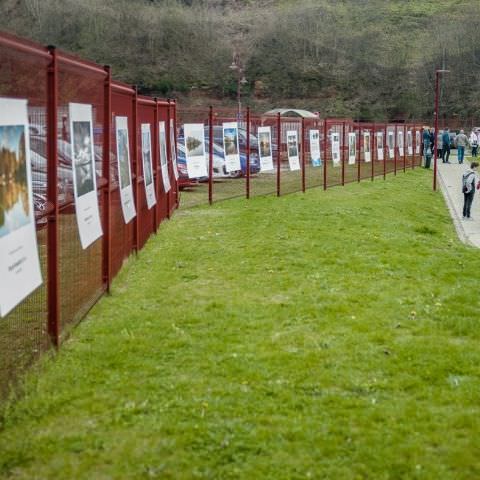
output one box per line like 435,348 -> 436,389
264,108 -> 319,118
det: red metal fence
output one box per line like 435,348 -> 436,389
0,30 -> 424,400
177,108 -> 424,209
0,31 -> 178,399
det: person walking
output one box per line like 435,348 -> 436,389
442,128 -> 451,163
462,161 -> 480,220
429,128 -> 435,160
456,129 -> 468,164
423,127 -> 432,168
470,129 -> 479,158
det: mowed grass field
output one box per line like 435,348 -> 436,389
1,169 -> 480,479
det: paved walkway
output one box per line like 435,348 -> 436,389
437,154 -> 480,248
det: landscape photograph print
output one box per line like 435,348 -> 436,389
117,128 -> 131,190
259,131 -> 271,158
72,121 -> 95,197
0,124 -> 30,238
287,133 -> 298,158
185,131 -> 204,157
223,127 -> 238,156
142,129 -> 153,187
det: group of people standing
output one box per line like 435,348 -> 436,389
422,127 -> 480,168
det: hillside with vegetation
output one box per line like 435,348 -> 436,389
1,0 -> 479,121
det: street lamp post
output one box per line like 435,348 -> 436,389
230,52 -> 247,120
433,69 -> 450,191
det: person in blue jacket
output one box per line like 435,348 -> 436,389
441,128 -> 451,163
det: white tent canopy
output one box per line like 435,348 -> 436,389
264,108 -> 319,118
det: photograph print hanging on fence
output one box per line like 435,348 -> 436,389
169,119 -> 179,181
331,132 -> 341,166
69,103 -> 103,250
0,98 -> 42,317
286,130 -> 301,171
222,122 -> 241,173
398,130 -> 404,157
363,131 -> 371,163
377,132 -> 384,161
257,126 -> 274,172
158,121 -> 171,193
387,131 -> 395,159
407,130 -> 413,156
115,116 -> 136,224
415,130 -> 421,154
348,132 -> 356,165
309,129 -> 321,167
184,123 -> 208,179
141,123 -> 156,210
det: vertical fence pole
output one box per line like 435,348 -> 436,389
301,117 -> 306,193
357,123 -> 361,183
276,112 -> 281,197
412,124 -> 416,169
371,123 -> 375,181
383,124 -> 387,180
102,65 -> 112,293
132,86 -> 139,253
153,99 -> 160,232
46,45 -> 60,347
323,120 -> 328,190
246,106 -> 250,199
166,99 -> 174,214
208,106 -> 213,205
172,101 -> 180,209
403,124 -> 407,172
341,121 -> 346,186
394,124 -> 398,176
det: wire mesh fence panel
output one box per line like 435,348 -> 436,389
176,108 -> 210,209
385,124 -> 396,175
304,118 -> 324,190
0,35 -> 51,399
209,108 -> 247,203
111,85 -> 135,278
249,114 -> 278,198
278,116 -> 302,196
56,53 -> 105,338
156,102 -> 173,226
137,99 -> 156,250
325,121 -> 344,188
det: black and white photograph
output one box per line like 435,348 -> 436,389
72,121 -> 95,197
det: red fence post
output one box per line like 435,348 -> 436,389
208,106 -> 213,205
394,124 -> 398,176
383,124 -> 387,180
371,123 -> 375,181
357,122 -> 361,183
403,124 -> 407,172
153,98 -> 160,232
173,100 -> 180,209
276,112 -> 281,197
46,45 -> 60,347
301,117 -> 306,193
323,119 -> 328,190
246,106 -> 250,199
102,65 -> 112,293
166,99 -> 174,215
412,124 -> 416,170
341,121 -> 346,186
132,86 -> 139,253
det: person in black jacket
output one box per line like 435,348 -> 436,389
462,162 -> 479,220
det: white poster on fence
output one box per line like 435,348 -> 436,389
184,123 -> 208,179
69,103 -> 103,250
407,130 -> 413,156
309,129 -> 321,167
0,98 -> 42,317
331,132 -> 341,166
415,131 -> 420,154
115,116 -> 136,224
363,131 -> 371,163
141,123 -> 156,210
222,122 -> 241,173
286,130 -> 301,171
169,119 -> 179,181
258,126 -> 274,172
348,132 -> 356,165
388,131 -> 395,159
398,130 -> 404,157
158,121 -> 171,193
377,132 -> 384,161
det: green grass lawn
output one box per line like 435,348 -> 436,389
1,169 -> 480,479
